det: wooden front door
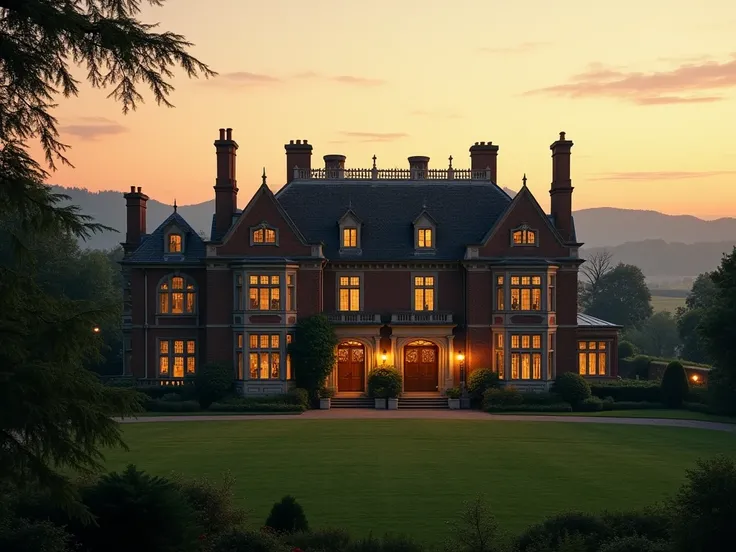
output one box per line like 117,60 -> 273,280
337,341 -> 365,392
404,342 -> 439,392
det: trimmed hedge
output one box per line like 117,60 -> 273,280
145,399 -> 201,412
209,402 -> 304,413
591,380 -> 661,403
486,403 -> 573,413
605,401 -> 665,410
554,372 -> 591,405
619,355 -> 711,380
145,398 -> 306,413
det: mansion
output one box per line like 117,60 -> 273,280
120,129 -> 620,395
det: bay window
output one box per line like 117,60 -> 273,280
249,275 -> 280,310
510,334 -> 543,380
249,334 -> 281,379
158,275 -> 196,315
510,275 -> 542,311
158,339 -> 196,378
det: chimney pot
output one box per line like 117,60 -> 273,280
303,139 -> 308,144
560,131 -> 566,140
213,127 -> 239,236
480,141 -> 486,146
130,185 -> 135,193
137,186 -> 142,193
296,139 -> 302,145
219,128 -> 225,140
226,128 -> 232,140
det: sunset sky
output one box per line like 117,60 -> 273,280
33,0 -> 736,218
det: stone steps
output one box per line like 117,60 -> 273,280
399,398 -> 449,410
331,397 -> 374,409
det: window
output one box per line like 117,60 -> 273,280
413,276 -> 435,311
548,274 -> 556,312
158,339 -> 196,378
338,276 -> 361,311
512,225 -> 537,246
236,333 -> 244,379
417,228 -> 433,248
249,275 -> 280,310
286,334 -> 293,380
249,334 -> 281,379
494,333 -> 504,378
510,334 -> 543,380
495,275 -> 505,310
510,275 -> 542,311
342,228 -> 358,248
286,274 -> 296,310
168,233 -> 182,253
578,341 -> 608,376
252,225 -> 277,244
158,275 -> 196,314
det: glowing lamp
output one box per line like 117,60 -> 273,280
457,351 -> 465,362
381,350 -> 388,363
691,374 -> 699,383
92,326 -> 100,333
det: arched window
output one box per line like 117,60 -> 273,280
159,275 -> 197,314
251,223 -> 278,245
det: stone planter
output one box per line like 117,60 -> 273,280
374,398 -> 386,410
387,397 -> 399,410
319,398 -> 331,410
448,398 -> 460,410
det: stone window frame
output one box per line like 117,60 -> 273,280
246,272 -> 283,311
336,271 -> 364,312
509,333 -> 544,381
250,222 -> 279,246
411,271 -> 438,312
577,340 -> 611,377
157,338 -> 197,378
510,223 -> 539,247
157,273 -> 197,315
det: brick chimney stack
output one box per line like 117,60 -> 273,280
549,131 -> 574,242
213,127 -> 238,236
469,141 -> 499,182
285,140 -> 313,183
122,186 -> 149,254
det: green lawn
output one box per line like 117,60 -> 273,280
103,420 -> 736,544
492,409 -> 736,424
651,295 -> 686,313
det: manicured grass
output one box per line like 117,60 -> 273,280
492,409 -> 736,424
651,295 -> 686,313
134,411 -> 302,417
103,420 -> 736,544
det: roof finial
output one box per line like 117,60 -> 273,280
522,173 -> 527,187
422,197 -> 427,210
173,198 -> 177,213
372,154 -> 377,169
448,155 -> 453,169
348,197 -> 352,209
262,167 -> 267,186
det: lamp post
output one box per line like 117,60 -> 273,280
457,350 -> 466,392
381,350 -> 388,366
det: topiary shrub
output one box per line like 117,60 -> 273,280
264,495 -> 308,534
467,368 -> 500,404
617,341 -> 637,360
660,361 -> 689,408
632,355 -> 652,379
577,396 -> 603,412
483,386 -> 523,408
553,372 -> 591,407
367,367 -> 402,398
194,362 -> 234,409
289,315 -> 339,402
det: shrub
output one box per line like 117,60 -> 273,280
617,341 -> 637,360
660,361 -> 689,408
287,388 -> 310,408
211,529 -> 288,552
483,386 -> 523,408
519,392 -> 565,405
706,367 -> 736,416
577,396 -> 604,412
467,369 -> 500,402
598,536 -> 670,552
290,315 -> 339,400
367,367 -> 402,398
445,386 -> 462,399
445,496 -> 505,552
160,392 -> 184,402
517,511 -> 610,552
208,402 -> 303,413
286,528 -> 351,552
0,517 -> 71,552
138,384 -> 194,399
318,386 -> 336,399
194,362 -> 234,409
590,381 -> 661,403
605,401 -> 663,410
554,373 -> 591,407
600,508 -> 672,542
632,355 -> 652,379
145,399 -> 201,412
485,403 -> 573,413
264,496 -> 308,534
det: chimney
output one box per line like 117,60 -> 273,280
123,185 -> 149,253
323,154 -> 346,179
213,127 -> 238,236
285,139 -> 313,183
549,131 -> 574,242
408,156 -> 430,179
469,141 -> 499,182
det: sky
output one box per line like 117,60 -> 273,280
32,0 -> 736,219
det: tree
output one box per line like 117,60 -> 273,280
289,315 -> 338,400
1,0 -> 214,518
676,272 -> 716,364
624,311 -> 679,358
581,250 -> 613,290
584,263 -> 653,327
660,361 -> 689,408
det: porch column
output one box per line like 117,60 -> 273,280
373,336 -> 382,369
390,335 -> 398,367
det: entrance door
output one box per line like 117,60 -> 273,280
337,341 -> 365,392
404,341 -> 439,392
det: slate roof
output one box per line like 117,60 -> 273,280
123,211 -> 206,264
275,180 -> 513,260
577,313 -> 621,328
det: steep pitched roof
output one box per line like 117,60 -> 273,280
577,313 -> 621,328
275,179 -> 512,260
124,211 -> 206,264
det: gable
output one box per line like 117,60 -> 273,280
478,186 -> 570,258
217,184 -> 313,257
124,211 -> 206,264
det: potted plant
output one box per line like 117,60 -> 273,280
445,387 -> 461,410
318,386 -> 335,410
368,366 -> 402,410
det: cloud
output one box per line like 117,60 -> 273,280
526,54 -> 736,104
211,71 -> 385,88
339,131 -> 409,143
410,108 -> 462,119
211,72 -> 282,86
479,42 -> 549,54
590,171 -> 736,181
294,72 -> 385,86
59,117 -> 127,140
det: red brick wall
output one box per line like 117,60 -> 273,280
468,327 -> 491,373
466,270 -> 492,325
296,267 -> 323,317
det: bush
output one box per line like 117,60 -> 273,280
318,386 -> 336,399
0,517 -> 71,552
483,386 -> 523,408
194,362 -> 234,409
554,373 -> 591,407
618,341 -> 637,360
264,496 -> 308,534
467,368 -> 500,402
600,508 -> 672,543
208,402 -> 303,413
485,403 -> 573,413
287,387 -> 310,408
519,392 -> 565,405
145,399 -> 201,412
290,315 -> 339,400
160,392 -> 183,402
590,380 -> 662,403
286,528 -> 352,552
577,396 -> 604,412
445,386 -> 462,399
660,361 -> 689,408
598,536 -> 670,552
347,533 -> 424,552
211,529 -> 288,552
517,511 -> 611,552
367,367 -> 402,398
138,384 -> 194,400
706,367 -> 736,416
606,401 -> 663,410
445,496 -> 504,552
632,355 -> 652,379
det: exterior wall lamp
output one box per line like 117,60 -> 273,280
381,350 -> 388,365
456,350 -> 466,392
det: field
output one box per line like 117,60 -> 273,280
103,419 -> 736,544
651,294 -> 686,313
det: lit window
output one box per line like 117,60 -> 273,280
413,276 -> 435,311
342,228 -> 358,248
252,225 -> 277,244
286,334 -> 294,380
235,333 -> 244,380
417,228 -> 433,248
248,333 -> 281,379
248,275 -> 280,310
158,339 -> 196,378
512,225 -> 537,246
496,275 -> 505,310
578,341 -> 608,376
338,276 -> 361,311
168,234 -> 182,253
548,274 -> 556,312
158,275 -> 196,315
510,334 -> 543,380
510,275 -> 542,311
495,333 -> 504,378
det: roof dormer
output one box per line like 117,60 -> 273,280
413,210 -> 436,255
338,209 -> 362,255
163,222 -> 186,256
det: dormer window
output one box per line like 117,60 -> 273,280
168,233 -> 182,253
342,228 -> 358,248
338,209 -> 362,254
417,228 -> 433,249
251,223 -> 278,245
413,210 -> 436,254
512,225 -> 537,246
